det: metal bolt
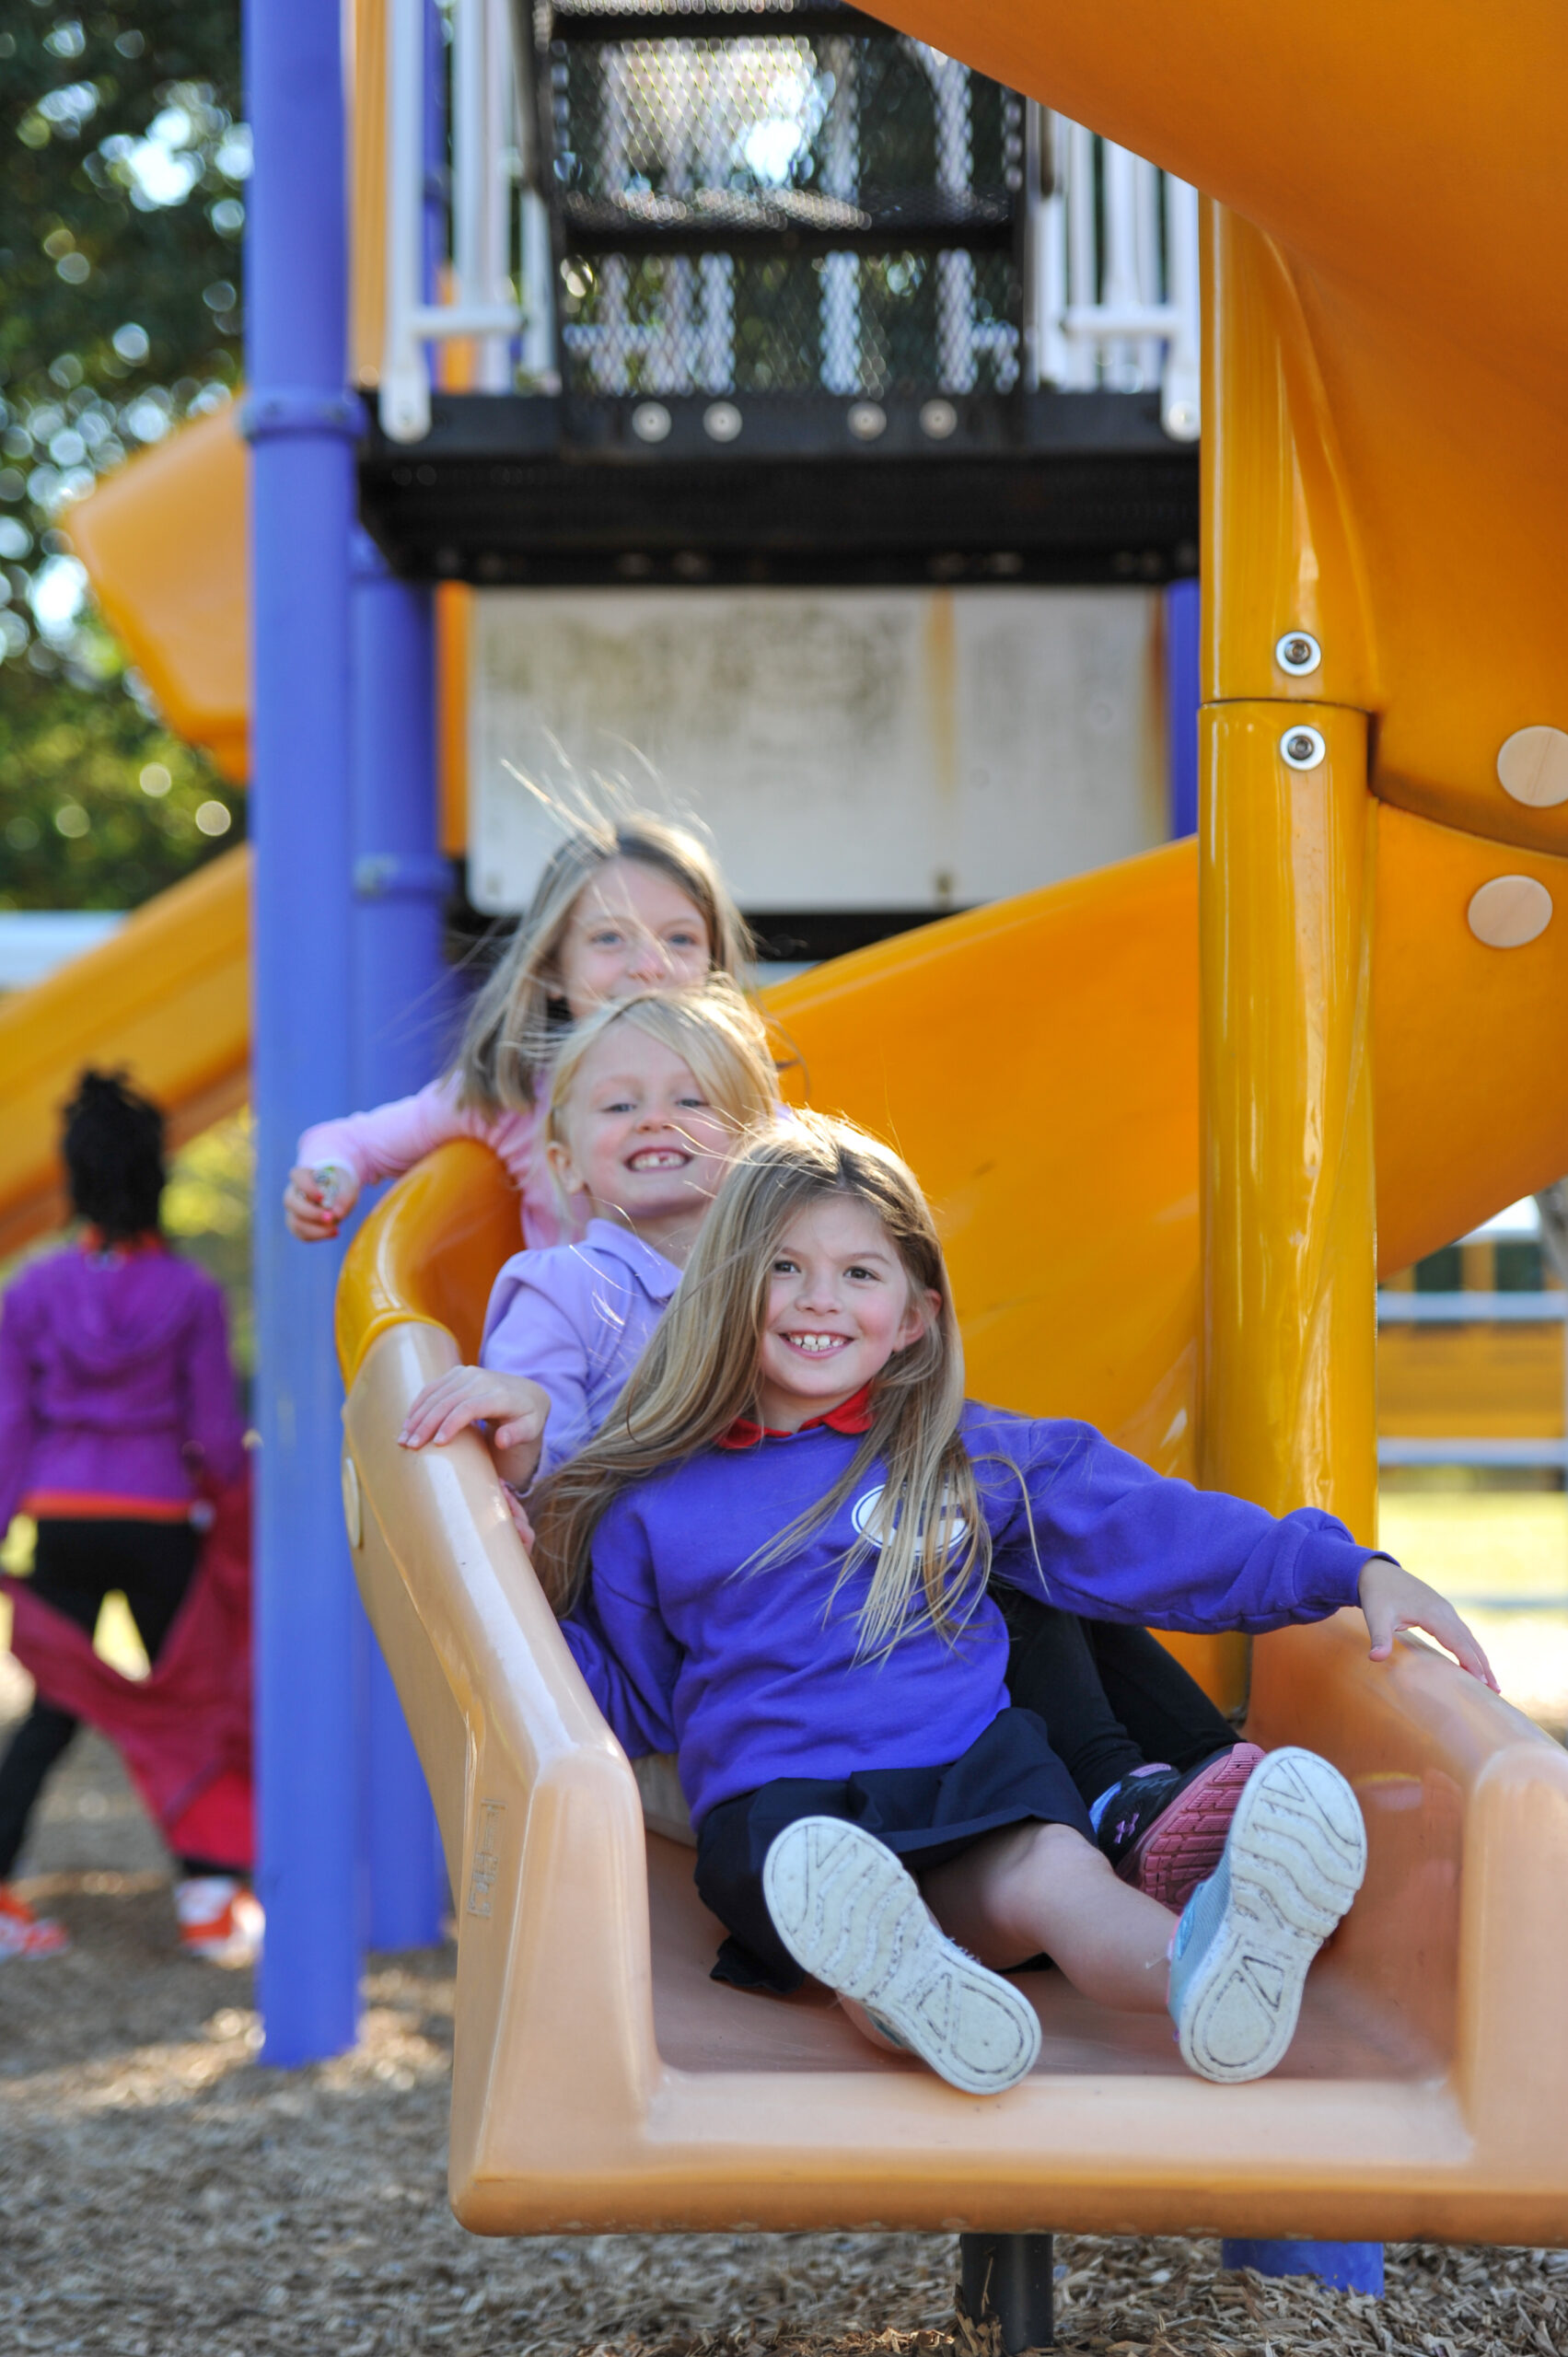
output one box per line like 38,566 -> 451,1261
1280,726 -> 1327,771
920,399 -> 958,440
703,401 -> 742,443
848,402 -> 887,442
631,401 -> 671,444
1274,629 -> 1322,676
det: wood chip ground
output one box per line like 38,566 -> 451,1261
3,1691 -> 1564,2357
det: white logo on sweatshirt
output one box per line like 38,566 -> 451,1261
851,1484 -> 970,1555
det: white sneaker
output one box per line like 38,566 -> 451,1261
1167,1746 -> 1366,2084
176,1876 -> 264,1968
761,1817 -> 1041,2096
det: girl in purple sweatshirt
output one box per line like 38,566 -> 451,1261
0,1073 -> 249,1961
529,1113 -> 1492,2096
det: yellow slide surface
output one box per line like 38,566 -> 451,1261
0,846 -> 249,1257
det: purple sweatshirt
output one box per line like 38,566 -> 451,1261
562,1404 -> 1378,1828
480,1220 -> 680,1480
0,1245 -> 246,1532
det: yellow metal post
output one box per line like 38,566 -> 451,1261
1195,205 -> 1380,1711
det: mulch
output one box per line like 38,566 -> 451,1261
2,1699 -> 1566,2357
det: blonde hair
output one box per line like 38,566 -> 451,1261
544,977 -> 783,1210
532,1110 -> 988,1656
457,813 -> 754,1110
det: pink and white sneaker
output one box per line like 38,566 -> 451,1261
1104,1745 -> 1267,1911
0,1882 -> 71,1958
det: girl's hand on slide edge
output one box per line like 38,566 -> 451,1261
399,1366 -> 551,1454
284,1162 -> 360,1240
1358,1558 -> 1498,1689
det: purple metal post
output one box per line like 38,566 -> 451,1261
1166,575 -> 1200,839
244,0 -> 363,2060
349,528 -> 449,1950
1223,2241 -> 1384,2297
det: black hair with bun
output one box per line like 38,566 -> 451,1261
62,1069 -> 166,1241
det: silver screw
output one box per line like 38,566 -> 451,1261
848,402 -> 887,442
703,401 -> 742,443
1274,629 -> 1322,676
1280,726 -> 1327,771
919,399 -> 958,440
631,402 -> 671,444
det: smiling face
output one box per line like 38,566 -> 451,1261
551,858 -> 713,1019
546,1021 -> 736,1261
757,1193 -> 938,1432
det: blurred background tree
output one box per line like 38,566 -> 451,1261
0,0 -> 245,911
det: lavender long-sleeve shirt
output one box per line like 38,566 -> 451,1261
0,1245 -> 246,1531
480,1220 -> 680,1480
298,1071 -> 570,1248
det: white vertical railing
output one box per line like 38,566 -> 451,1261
380,0 -> 531,442
378,6 -> 1200,438
1028,108 -> 1202,441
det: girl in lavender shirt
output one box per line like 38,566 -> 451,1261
284,811 -> 754,1250
396,977 -> 784,1503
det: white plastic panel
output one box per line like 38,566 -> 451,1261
467,586 -> 1167,914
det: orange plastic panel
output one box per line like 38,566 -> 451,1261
0,846 -> 250,1256
65,410 -> 249,784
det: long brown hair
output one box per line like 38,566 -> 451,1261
457,813 -> 754,1110
530,1111 -> 989,1656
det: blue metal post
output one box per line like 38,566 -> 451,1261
349,528 -> 449,1949
244,0 -> 363,2061
1223,2241 -> 1384,2297
1166,575 -> 1201,839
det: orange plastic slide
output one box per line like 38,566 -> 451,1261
336,840 -> 1568,2242
0,846 -> 249,1258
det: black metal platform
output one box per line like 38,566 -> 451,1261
357,389 -> 1199,587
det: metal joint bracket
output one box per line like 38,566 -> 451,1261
240,387 -> 368,444
354,853 -> 453,900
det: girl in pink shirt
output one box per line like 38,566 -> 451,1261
285,812 -> 754,1248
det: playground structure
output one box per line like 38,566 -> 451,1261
2,0 -> 1567,2301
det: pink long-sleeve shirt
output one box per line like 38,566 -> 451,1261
297,1071 -> 571,1248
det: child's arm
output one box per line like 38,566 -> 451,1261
181,1279 -> 248,1487
1359,1558 -> 1497,1688
983,1414 -> 1493,1681
287,1075 -> 530,1241
398,1365 -> 552,1492
560,1504 -> 681,1759
0,1283 -> 40,1538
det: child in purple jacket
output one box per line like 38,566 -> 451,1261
0,1073 -> 250,1961
528,1113 -> 1493,2096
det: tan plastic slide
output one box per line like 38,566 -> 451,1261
336,824 -> 1568,2242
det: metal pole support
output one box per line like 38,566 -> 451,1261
958,2233 -> 1055,2353
1222,2240 -> 1384,2296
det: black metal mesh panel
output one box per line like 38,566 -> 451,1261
542,16 -> 1024,398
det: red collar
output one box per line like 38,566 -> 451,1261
79,1228 -> 165,1260
717,1383 -> 875,1451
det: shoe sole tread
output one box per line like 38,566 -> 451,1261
1174,1747 -> 1366,2084
762,1817 -> 1040,2096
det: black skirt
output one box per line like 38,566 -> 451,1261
694,1706 -> 1093,1993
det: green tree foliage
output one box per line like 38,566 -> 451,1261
0,657 -> 240,910
0,0 -> 245,909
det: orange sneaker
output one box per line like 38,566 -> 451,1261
0,1881 -> 71,1958
175,1875 -> 264,1967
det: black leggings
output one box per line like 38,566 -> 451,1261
993,1585 -> 1241,1812
0,1518 -> 228,1881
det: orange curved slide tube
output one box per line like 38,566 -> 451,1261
0,847 -> 250,1258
